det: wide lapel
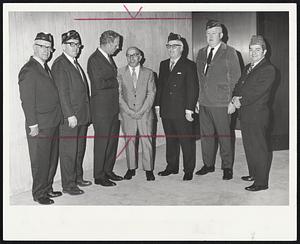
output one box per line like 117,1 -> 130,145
124,65 -> 135,92
30,57 -> 50,79
136,66 -> 146,92
96,48 -> 116,71
62,53 -> 81,77
210,42 -> 226,65
201,47 -> 209,74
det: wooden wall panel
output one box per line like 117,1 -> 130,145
9,11 -> 192,195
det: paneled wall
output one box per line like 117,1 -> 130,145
9,11 -> 192,195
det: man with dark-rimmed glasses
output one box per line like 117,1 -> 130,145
52,30 -> 92,195
18,32 -> 62,204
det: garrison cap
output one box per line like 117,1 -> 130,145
62,30 -> 81,44
206,19 -> 222,30
249,35 -> 266,50
34,32 -> 53,43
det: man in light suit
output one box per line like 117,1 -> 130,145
229,35 -> 275,191
52,30 -> 92,195
196,20 -> 241,180
87,30 -> 123,187
155,33 -> 199,181
18,32 -> 62,204
118,47 -> 156,181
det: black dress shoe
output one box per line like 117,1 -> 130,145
195,165 -> 215,175
223,169 -> 233,180
241,175 -> 255,181
245,185 -> 268,191
124,169 -> 136,180
47,191 -> 62,198
158,169 -> 178,176
146,171 -> 155,181
183,172 -> 193,181
35,197 -> 54,205
94,178 -> 116,186
76,179 -> 92,187
62,186 -> 84,195
106,172 -> 123,181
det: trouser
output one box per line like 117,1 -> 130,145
198,106 -> 234,169
93,114 -> 120,179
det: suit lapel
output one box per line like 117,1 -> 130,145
124,66 -> 135,92
210,42 -> 226,64
136,66 -> 146,91
96,48 -> 116,71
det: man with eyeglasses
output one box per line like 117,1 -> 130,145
155,32 -> 199,181
87,30 -> 123,187
118,47 -> 156,181
18,32 -> 62,204
195,20 -> 241,180
52,30 -> 91,195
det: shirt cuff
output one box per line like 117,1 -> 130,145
29,124 -> 38,129
185,109 -> 193,114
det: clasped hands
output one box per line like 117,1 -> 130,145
227,96 -> 242,114
128,109 -> 144,120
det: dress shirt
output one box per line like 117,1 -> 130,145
204,42 -> 222,72
128,64 -> 140,78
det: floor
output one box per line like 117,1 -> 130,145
10,138 -> 289,206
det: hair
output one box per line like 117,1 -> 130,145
99,30 -> 121,45
126,46 -> 141,56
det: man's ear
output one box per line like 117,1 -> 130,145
220,32 -> 224,40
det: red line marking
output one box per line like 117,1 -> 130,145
123,4 -> 143,19
74,17 -> 192,21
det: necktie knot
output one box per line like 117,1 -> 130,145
170,60 -> 175,71
247,63 -> 255,74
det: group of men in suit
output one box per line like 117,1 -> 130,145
18,19 -> 275,204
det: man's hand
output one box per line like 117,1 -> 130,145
68,115 -> 77,128
195,101 -> 200,114
29,125 -> 39,137
227,102 -> 236,114
232,96 -> 242,109
135,111 -> 143,120
155,106 -> 160,119
185,112 -> 194,122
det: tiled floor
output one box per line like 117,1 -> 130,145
9,138 -> 289,205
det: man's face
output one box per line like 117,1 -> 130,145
126,48 -> 141,67
166,40 -> 183,60
107,37 -> 120,55
249,44 -> 266,64
33,40 -> 52,62
62,39 -> 81,58
206,26 -> 223,48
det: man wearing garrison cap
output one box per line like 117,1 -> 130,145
18,32 -> 62,204
195,20 -> 241,180
52,30 -> 92,195
230,35 -> 275,191
155,32 -> 199,181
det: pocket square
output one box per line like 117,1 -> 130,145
177,72 -> 182,74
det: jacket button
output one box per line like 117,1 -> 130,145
134,104 -> 135,106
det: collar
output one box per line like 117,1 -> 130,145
63,51 -> 76,65
98,47 -> 110,61
251,57 -> 265,68
128,64 -> 140,75
33,56 -> 45,67
170,56 -> 181,65
207,42 -> 222,54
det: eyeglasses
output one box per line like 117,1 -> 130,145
35,44 -> 53,52
166,44 -> 182,50
65,42 -> 82,48
126,53 -> 140,58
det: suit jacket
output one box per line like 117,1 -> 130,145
196,42 -> 241,107
18,56 -> 62,129
87,48 -> 119,122
118,65 -> 156,120
51,53 -> 91,125
155,56 -> 199,119
233,58 -> 275,122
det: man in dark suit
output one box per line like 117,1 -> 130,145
195,20 -> 241,180
18,32 -> 62,204
229,35 -> 275,191
155,33 -> 199,181
87,30 -> 123,186
52,30 -> 92,195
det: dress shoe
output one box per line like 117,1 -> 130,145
223,169 -> 233,180
245,184 -> 268,192
146,171 -> 155,181
195,165 -> 215,175
94,178 -> 116,186
158,169 -> 178,176
124,169 -> 136,180
47,190 -> 62,198
34,197 -> 54,205
62,186 -> 84,195
76,179 -> 92,187
241,175 -> 255,181
106,172 -> 123,181
183,172 -> 193,181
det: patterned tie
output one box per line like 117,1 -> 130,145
247,63 -> 255,74
170,60 -> 175,71
132,67 -> 138,89
204,47 -> 214,75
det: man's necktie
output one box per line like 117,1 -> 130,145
132,67 -> 138,89
247,63 -> 255,74
74,60 -> 85,83
44,63 -> 52,78
170,60 -> 175,71
204,47 -> 214,75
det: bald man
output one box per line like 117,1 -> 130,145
118,47 -> 156,181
